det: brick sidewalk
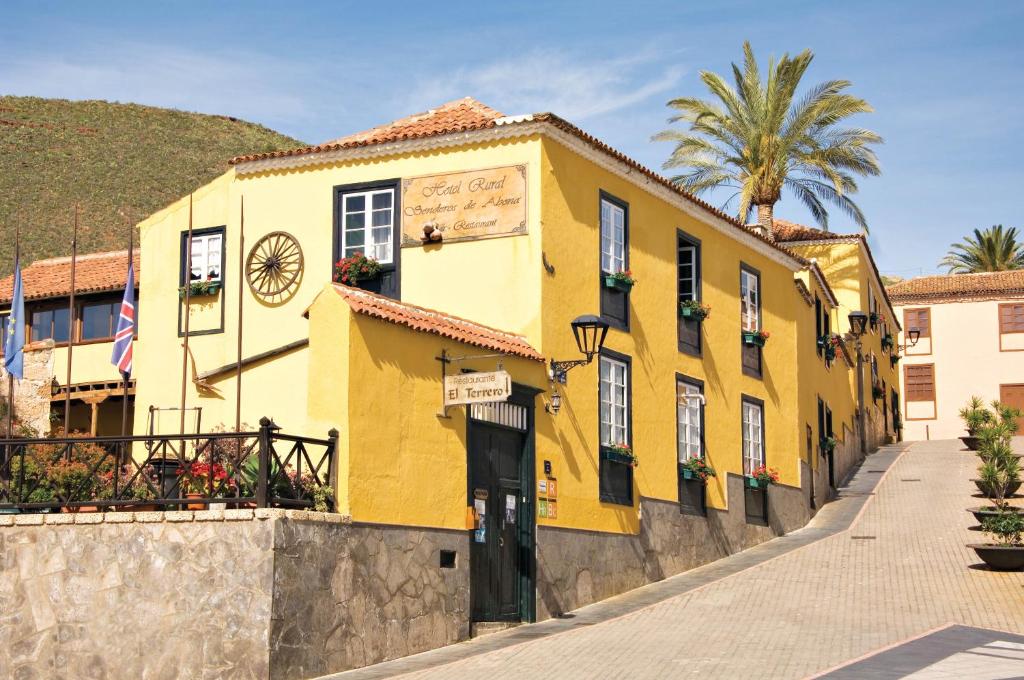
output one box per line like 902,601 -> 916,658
325,440 -> 1024,679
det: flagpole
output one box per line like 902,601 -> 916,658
179,194 -> 193,444
235,196 -> 244,436
63,204 -> 78,437
121,217 -> 133,437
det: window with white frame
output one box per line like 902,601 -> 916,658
678,241 -> 697,302
341,188 -> 395,264
677,380 -> 702,462
740,268 -> 760,332
189,233 -> 222,282
600,198 -> 625,274
742,399 -> 765,475
600,355 -> 629,447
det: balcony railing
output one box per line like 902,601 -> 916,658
0,417 -> 338,513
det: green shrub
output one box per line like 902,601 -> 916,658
981,512 -> 1024,546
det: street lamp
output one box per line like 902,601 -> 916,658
848,311 -> 869,337
847,311 -> 869,458
549,315 -> 609,384
897,327 -> 921,352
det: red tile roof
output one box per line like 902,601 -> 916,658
0,249 -> 139,305
330,283 -> 543,361
887,270 -> 1024,304
771,218 -> 860,243
230,98 -> 804,266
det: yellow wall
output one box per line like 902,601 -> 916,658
537,139 -> 804,534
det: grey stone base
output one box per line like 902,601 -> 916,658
535,474 -> 809,620
0,512 -> 468,680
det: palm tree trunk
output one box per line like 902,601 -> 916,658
756,203 -> 775,235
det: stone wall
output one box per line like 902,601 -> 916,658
535,474 -> 809,620
0,341 -> 55,436
0,509 -> 469,680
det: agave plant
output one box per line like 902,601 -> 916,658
959,396 -> 993,435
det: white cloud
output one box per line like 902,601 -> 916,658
407,47 -> 685,122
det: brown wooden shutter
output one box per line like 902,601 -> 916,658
904,364 -> 935,402
999,303 -> 1024,333
903,308 -> 931,338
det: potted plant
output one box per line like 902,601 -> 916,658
680,456 -> 716,481
603,443 -> 638,467
179,276 -> 221,299
747,465 -> 779,489
871,382 -> 885,401
890,354 -> 900,368
51,460 -> 99,512
679,300 -> 711,322
742,329 -> 770,347
869,311 -> 879,328
817,333 -> 842,362
969,512 -> 1024,570
603,269 -> 636,293
881,333 -> 894,352
968,433 -> 1023,524
177,461 -> 234,510
820,435 -> 838,456
289,470 -> 336,513
959,397 -> 993,452
334,252 -> 382,286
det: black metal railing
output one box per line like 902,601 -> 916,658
0,417 -> 338,513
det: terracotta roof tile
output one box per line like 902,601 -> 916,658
331,284 -> 543,361
887,270 -> 1024,304
229,97 -> 505,165
771,218 -> 860,243
0,249 -> 139,305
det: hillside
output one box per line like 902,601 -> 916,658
0,96 -> 306,275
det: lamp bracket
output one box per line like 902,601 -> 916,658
549,358 -> 591,384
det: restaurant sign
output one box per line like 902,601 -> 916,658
444,370 -> 512,407
401,165 -> 527,246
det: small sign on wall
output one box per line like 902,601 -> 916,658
444,371 -> 512,407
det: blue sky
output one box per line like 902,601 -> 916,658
3,1 -> 1022,277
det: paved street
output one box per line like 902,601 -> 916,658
326,439 -> 1024,679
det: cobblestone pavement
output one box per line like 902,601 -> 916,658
325,440 -> 1024,680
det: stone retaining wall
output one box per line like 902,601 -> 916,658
0,509 -> 469,680
535,474 -> 809,620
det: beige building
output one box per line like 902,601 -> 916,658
888,270 -> 1024,440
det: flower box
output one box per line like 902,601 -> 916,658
603,275 -> 634,293
881,334 -> 894,351
602,446 -> 637,467
679,301 -> 711,322
742,331 -> 769,347
747,476 -> 763,489
179,281 -> 221,299
682,468 -> 695,480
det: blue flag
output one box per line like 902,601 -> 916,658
3,256 -> 25,379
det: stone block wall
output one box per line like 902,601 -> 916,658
0,341 -> 55,436
535,474 -> 809,620
0,509 -> 469,680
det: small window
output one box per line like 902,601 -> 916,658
740,267 -> 760,332
742,398 -> 765,475
600,198 -> 626,274
80,299 -> 118,341
599,353 -> 632,506
677,378 -> 703,461
815,296 -> 823,357
999,304 -> 1024,334
903,308 -> 930,339
905,364 -> 936,402
190,233 -> 223,282
678,239 -> 698,302
30,306 -> 70,344
341,188 -> 395,264
677,232 -> 702,355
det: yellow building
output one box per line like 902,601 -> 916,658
130,98 -> 879,627
774,219 -> 903,456
0,249 -> 139,436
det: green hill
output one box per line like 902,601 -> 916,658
0,96 -> 306,275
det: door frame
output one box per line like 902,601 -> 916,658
465,382 -> 538,623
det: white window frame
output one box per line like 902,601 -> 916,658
341,188 -> 395,265
600,198 -> 626,274
599,355 -> 629,448
742,400 -> 764,475
189,233 -> 223,283
677,380 -> 702,462
678,243 -> 697,302
741,269 -> 760,332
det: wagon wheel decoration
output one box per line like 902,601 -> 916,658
246,231 -> 304,299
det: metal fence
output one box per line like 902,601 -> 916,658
0,417 -> 337,513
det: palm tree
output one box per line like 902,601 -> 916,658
654,42 -> 882,232
941,225 -> 1024,273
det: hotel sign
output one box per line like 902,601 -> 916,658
444,371 -> 512,407
402,165 -> 527,245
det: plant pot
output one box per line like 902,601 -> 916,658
747,476 -> 768,489
960,436 -> 981,451
679,307 -> 706,321
603,276 -> 634,293
602,450 -> 636,466
185,493 -> 207,511
742,332 -> 766,347
228,501 -> 258,510
682,468 -> 695,480
968,544 -> 1024,571
125,503 -> 159,512
61,505 -> 100,514
179,282 -> 222,299
972,479 -> 1022,498
968,506 -> 1024,524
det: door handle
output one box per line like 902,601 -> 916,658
498,535 -> 504,548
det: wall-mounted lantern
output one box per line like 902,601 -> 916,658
848,311 -> 869,338
549,315 -> 609,384
546,388 -> 562,415
899,327 -> 921,351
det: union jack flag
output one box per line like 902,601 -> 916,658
110,263 -> 135,379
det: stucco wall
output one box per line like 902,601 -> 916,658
896,297 -> 1024,440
